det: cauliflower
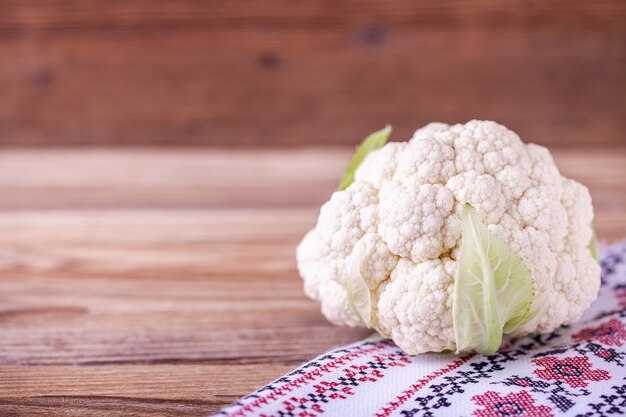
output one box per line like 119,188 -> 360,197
296,120 -> 600,355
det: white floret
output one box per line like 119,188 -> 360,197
394,138 -> 456,184
539,244 -> 600,331
453,121 -> 528,174
296,229 -> 324,300
296,229 -> 363,326
561,178 -> 594,247
527,143 -> 562,190
315,181 -> 379,286
411,122 -> 458,145
378,182 -> 455,262
446,171 -> 506,224
353,233 -> 399,290
355,142 -> 407,189
517,186 -> 567,251
377,258 -> 456,353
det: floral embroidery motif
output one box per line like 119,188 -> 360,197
472,391 -> 553,417
573,318 -> 626,347
533,356 -> 610,388
495,374 -> 590,412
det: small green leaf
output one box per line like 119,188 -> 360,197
452,204 -> 534,355
589,227 -> 600,263
338,125 -> 392,191
347,241 -> 372,326
346,241 -> 390,339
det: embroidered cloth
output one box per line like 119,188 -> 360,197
214,241 -> 626,417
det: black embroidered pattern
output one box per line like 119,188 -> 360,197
396,336 -> 556,417
574,379 -> 626,417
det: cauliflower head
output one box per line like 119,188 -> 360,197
296,120 -> 600,355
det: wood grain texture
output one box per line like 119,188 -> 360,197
0,147 -> 622,213
0,0 -> 625,147
0,147 -> 624,416
0,365 -> 294,417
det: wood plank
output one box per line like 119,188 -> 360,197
0,209 -> 371,367
2,0 -> 624,29
0,147 -> 621,210
0,364 -> 293,417
0,1 -> 624,146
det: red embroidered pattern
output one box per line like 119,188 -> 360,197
532,355 -> 610,388
573,318 -> 626,347
225,343 -> 387,417
274,356 -> 411,416
375,354 -> 475,417
472,391 -> 553,417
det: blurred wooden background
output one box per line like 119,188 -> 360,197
1,0 -> 625,147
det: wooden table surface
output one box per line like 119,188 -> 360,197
1,147 -> 624,416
